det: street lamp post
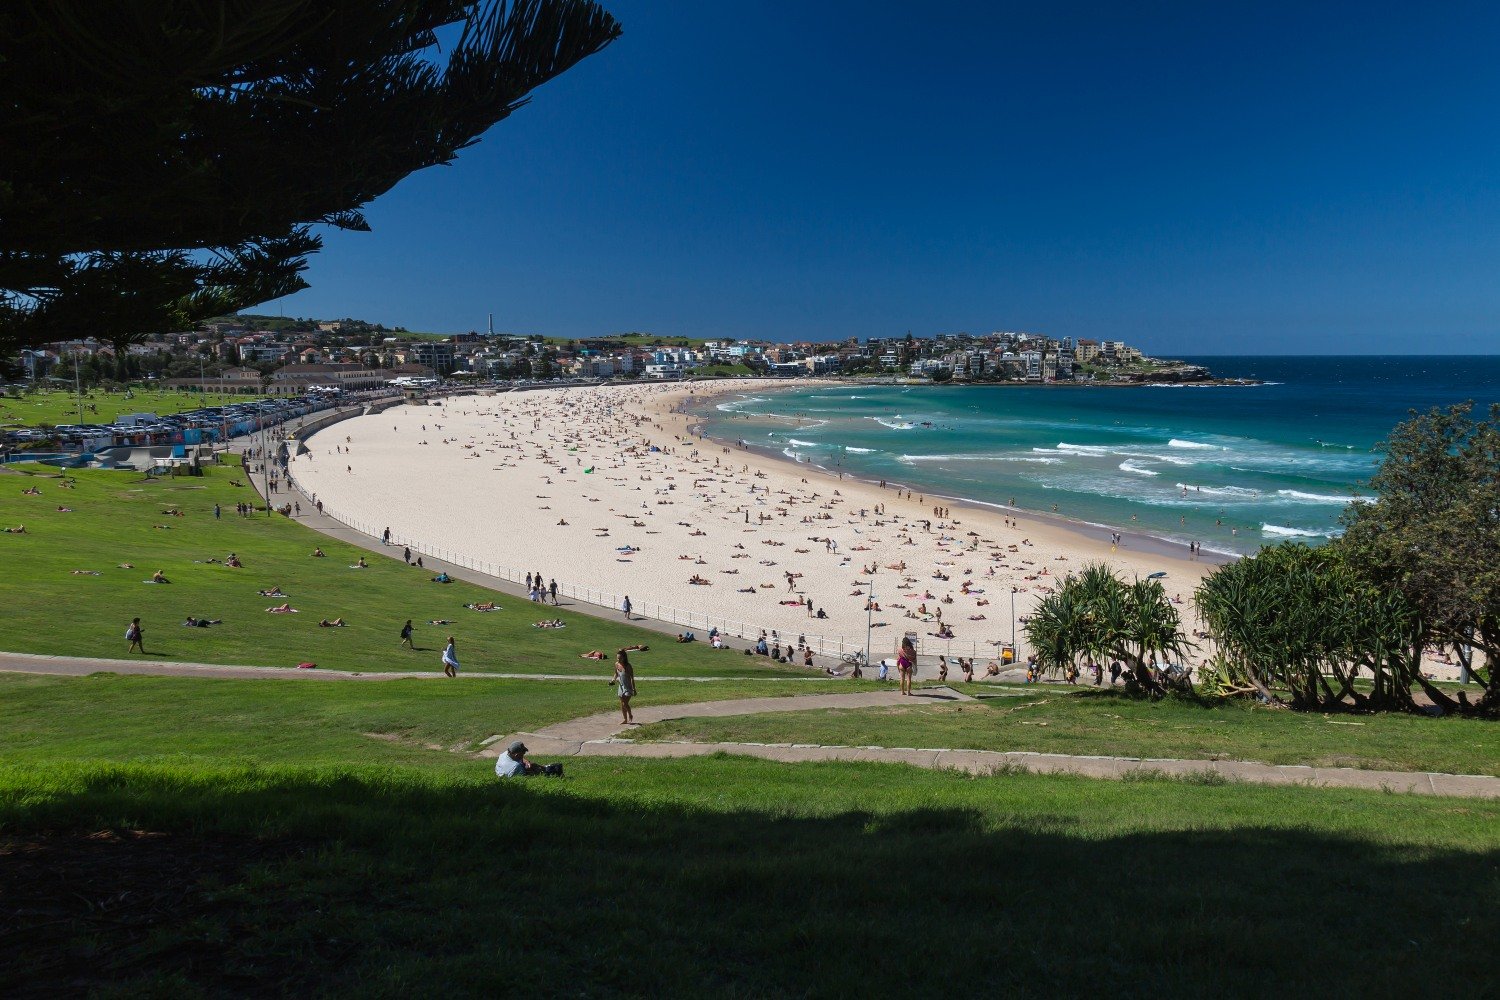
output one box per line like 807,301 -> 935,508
1011,586 -> 1018,649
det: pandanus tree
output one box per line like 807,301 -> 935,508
0,1 -> 621,352
1195,543 -> 1423,711
1024,563 -> 1193,695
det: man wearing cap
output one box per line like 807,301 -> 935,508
495,741 -> 562,778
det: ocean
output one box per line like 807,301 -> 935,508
691,356 -> 1500,556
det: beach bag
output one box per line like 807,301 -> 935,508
124,626 -> 135,640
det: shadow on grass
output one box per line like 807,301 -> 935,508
2,763 -> 1494,997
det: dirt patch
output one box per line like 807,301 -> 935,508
1,829 -> 303,997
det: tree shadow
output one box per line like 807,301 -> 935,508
2,764 -> 1494,997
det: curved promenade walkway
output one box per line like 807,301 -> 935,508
485,685 -> 1500,800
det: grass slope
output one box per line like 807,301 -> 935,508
2,762 -> 1495,993
1,388 -> 265,429
0,462 -> 801,677
630,688 -> 1500,777
0,673 -> 855,765
2,673 -> 1495,996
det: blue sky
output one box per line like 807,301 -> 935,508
274,1 -> 1500,354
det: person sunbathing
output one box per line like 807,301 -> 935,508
71,569 -> 101,576
150,570 -> 170,584
21,487 -> 40,495
182,616 -> 223,627
2,525 -> 27,533
55,506 -> 73,512
312,547 -> 327,557
266,603 -> 297,613
428,618 -> 456,625
465,601 -> 498,611
225,554 -> 243,568
432,572 -> 453,583
579,650 -> 607,659
354,557 -> 368,569
318,618 -> 347,627
258,587 -> 285,597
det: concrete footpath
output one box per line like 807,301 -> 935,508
485,686 -> 1500,800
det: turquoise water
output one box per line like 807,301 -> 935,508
692,356 -> 1500,555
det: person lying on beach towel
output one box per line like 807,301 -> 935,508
318,618 -> 348,627
579,650 -> 607,659
532,619 -> 565,629
258,587 -> 285,597
182,616 -> 223,627
428,618 -> 456,625
148,570 -> 170,584
266,604 -> 298,613
71,569 -> 101,576
465,602 -> 499,611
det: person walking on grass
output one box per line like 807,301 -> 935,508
442,636 -> 460,677
897,635 -> 916,696
401,619 -> 415,649
613,648 -> 636,724
125,616 -> 145,654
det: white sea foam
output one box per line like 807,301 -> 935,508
1276,489 -> 1370,504
1118,460 -> 1159,477
715,395 -> 769,412
786,438 -> 822,448
1037,444 -> 1197,466
903,454 -> 1062,465
1262,524 -> 1339,538
1173,483 -> 1261,499
872,416 -> 918,430
1167,439 -> 1219,450
844,446 -> 876,453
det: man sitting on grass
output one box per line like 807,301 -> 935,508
495,741 -> 563,778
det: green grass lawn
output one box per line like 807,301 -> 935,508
0,673 -> 858,765
629,687 -> 1500,777
2,671 -> 1496,996
1,387 -> 266,428
0,462 -> 802,678
692,363 -> 757,377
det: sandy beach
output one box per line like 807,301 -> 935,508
286,380 -> 1217,664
